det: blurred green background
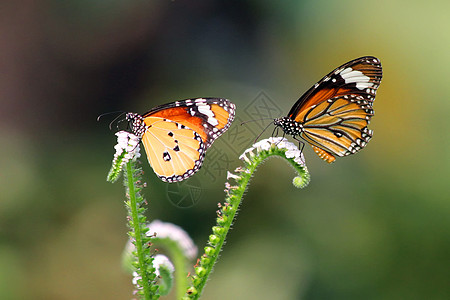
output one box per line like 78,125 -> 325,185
1,0 -> 449,299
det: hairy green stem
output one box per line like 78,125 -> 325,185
184,139 -> 310,299
165,240 -> 190,299
126,162 -> 151,298
124,161 -> 159,299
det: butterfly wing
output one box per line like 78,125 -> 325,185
289,56 -> 382,162
140,98 -> 235,182
140,116 -> 206,182
298,95 -> 374,163
144,98 -> 235,148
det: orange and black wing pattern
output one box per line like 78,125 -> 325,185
275,56 -> 382,163
126,98 -> 235,182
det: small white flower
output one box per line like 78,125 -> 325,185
238,137 -> 307,178
285,142 -> 300,151
245,137 -> 307,167
285,149 -> 300,159
132,271 -> 142,289
113,131 -> 141,166
294,154 -> 306,167
234,166 -> 244,173
253,139 -> 271,151
227,171 -> 241,181
274,140 -> 287,149
225,182 -> 231,190
152,254 -> 175,277
267,137 -> 285,144
239,152 -> 251,164
239,147 -> 255,163
124,220 -> 197,265
268,137 -> 297,151
146,220 -> 198,260
244,147 -> 255,155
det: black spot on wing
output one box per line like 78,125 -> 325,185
163,151 -> 171,161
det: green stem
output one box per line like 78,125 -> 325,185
124,161 -> 159,299
168,241 -> 189,299
126,162 -> 152,298
184,142 -> 310,299
108,132 -> 159,298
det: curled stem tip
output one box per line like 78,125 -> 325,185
185,137 -> 310,299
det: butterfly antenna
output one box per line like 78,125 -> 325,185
97,110 -> 124,122
97,111 -> 127,130
108,112 -> 127,130
271,128 -> 286,146
115,116 -> 130,131
271,126 -> 279,137
253,121 -> 274,143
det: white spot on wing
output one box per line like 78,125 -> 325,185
196,103 -> 219,126
339,67 -> 374,90
207,117 -> 218,126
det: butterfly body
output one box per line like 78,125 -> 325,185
126,98 -> 235,182
275,56 -> 382,163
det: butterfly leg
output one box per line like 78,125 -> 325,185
271,126 -> 280,137
292,135 -> 305,152
290,135 -> 307,164
291,135 -> 305,153
275,131 -> 286,146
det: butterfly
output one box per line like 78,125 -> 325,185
273,56 -> 382,163
125,98 -> 235,182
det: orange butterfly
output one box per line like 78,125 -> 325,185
126,98 -> 235,182
274,56 -> 382,162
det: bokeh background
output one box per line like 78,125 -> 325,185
1,0 -> 449,299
